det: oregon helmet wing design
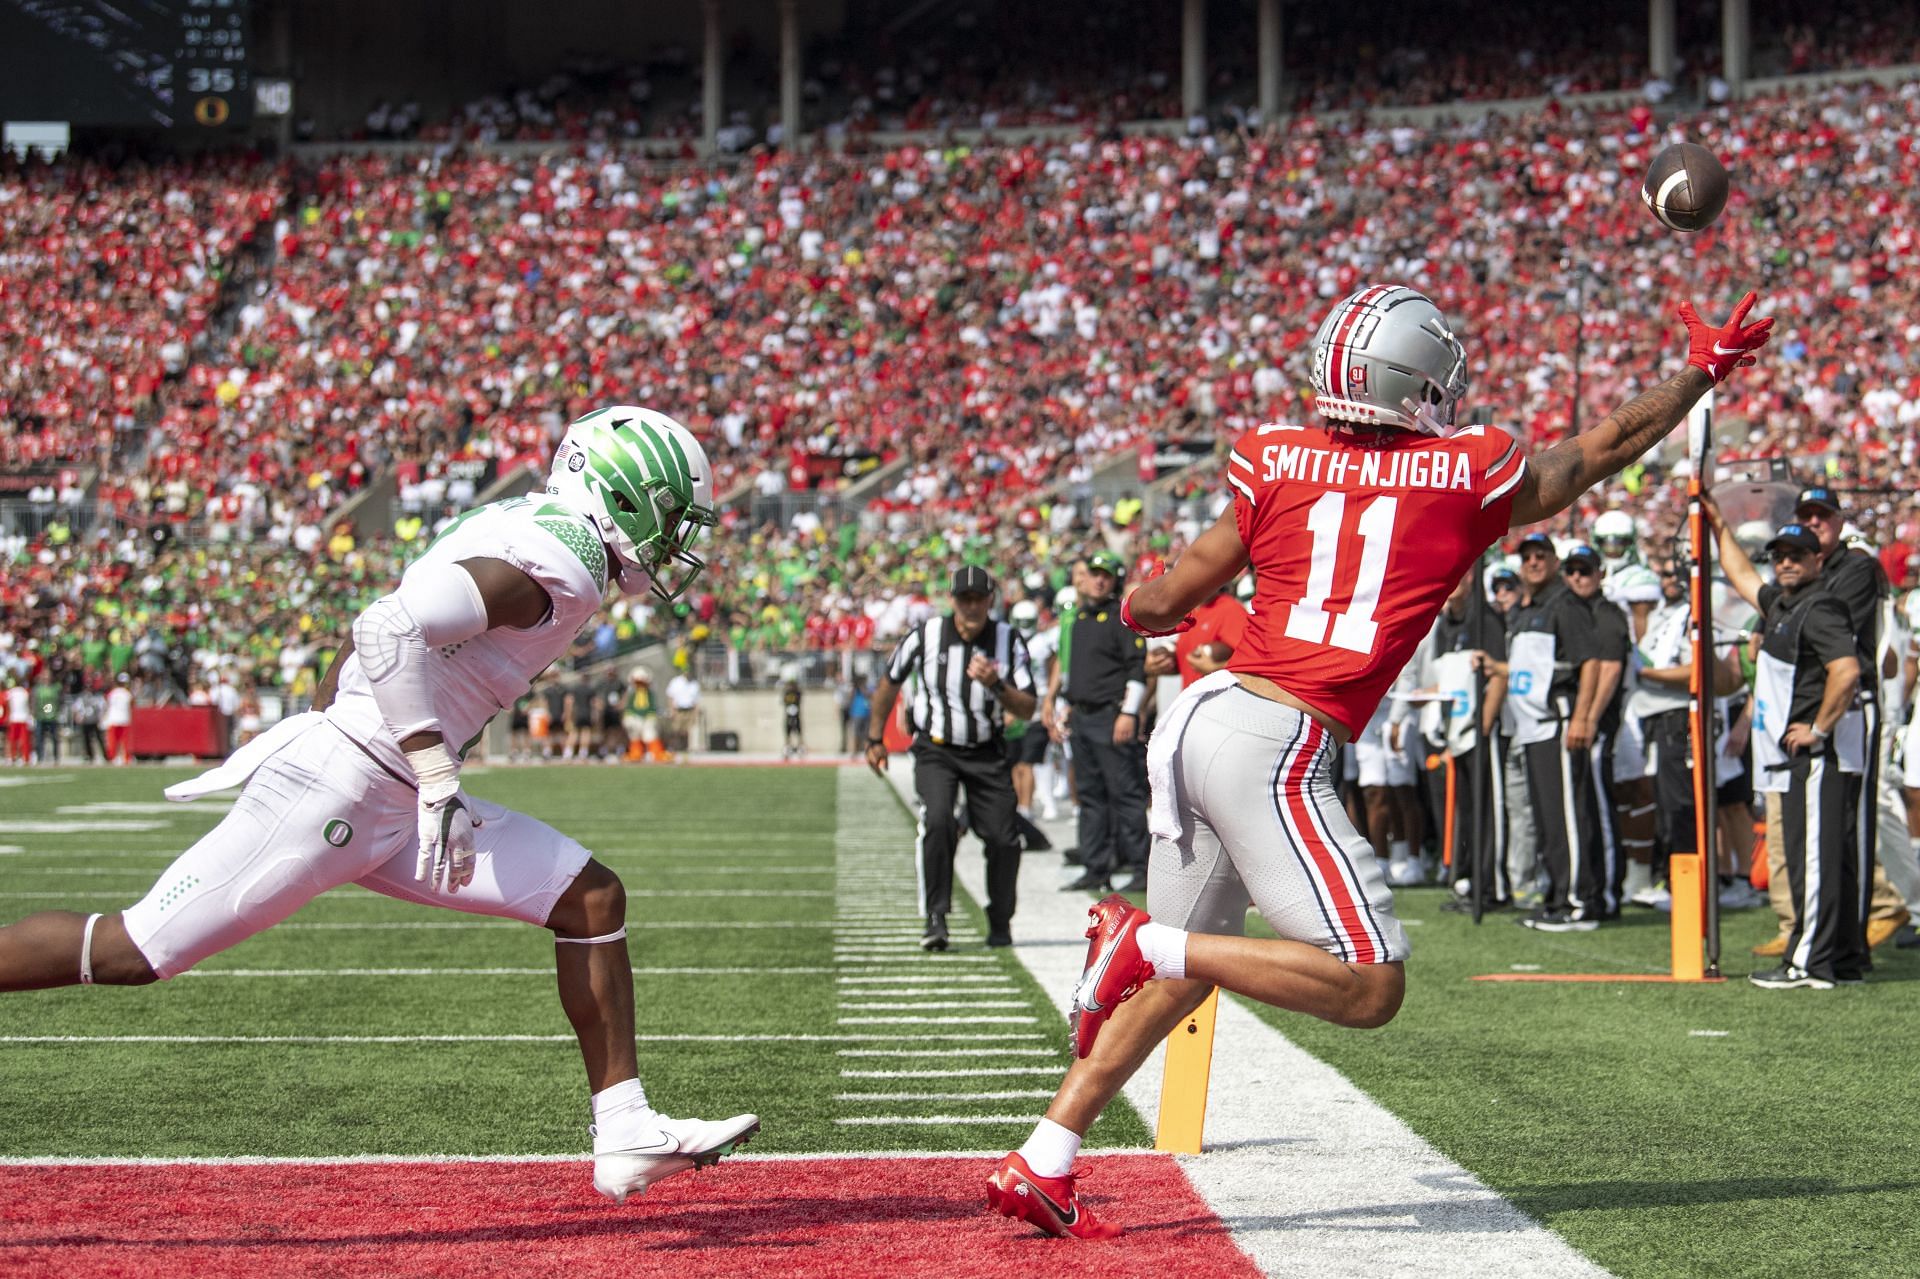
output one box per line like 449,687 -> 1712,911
547,406 -> 717,601
1311,285 -> 1468,435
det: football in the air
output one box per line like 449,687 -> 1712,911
1641,142 -> 1730,233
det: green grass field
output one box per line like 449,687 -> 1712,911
3,763 -> 1916,1277
0,765 -> 1145,1158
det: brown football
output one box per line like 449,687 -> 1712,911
1641,141 -> 1730,233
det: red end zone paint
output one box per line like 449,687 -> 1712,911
0,1155 -> 1259,1279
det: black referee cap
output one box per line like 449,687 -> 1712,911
951,565 -> 995,597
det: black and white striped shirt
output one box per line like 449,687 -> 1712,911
884,615 -> 1034,748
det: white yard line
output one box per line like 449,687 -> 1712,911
835,1000 -> 1028,1010
176,966 -> 834,978
835,1115 -> 1033,1126
837,1060 -> 1052,1067
836,1091 -> 1055,1102
836,1048 -> 1058,1058
0,1032 -> 1048,1046
897,759 -> 1612,1278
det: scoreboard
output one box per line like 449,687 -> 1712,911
0,0 -> 252,130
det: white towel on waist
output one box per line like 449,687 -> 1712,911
163,711 -> 326,801
1146,669 -> 1238,843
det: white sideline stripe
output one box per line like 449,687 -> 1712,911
0,775 -> 75,786
836,1001 -> 1028,1010
835,1115 -> 1031,1126
898,758 -> 1615,1278
178,966 -> 834,978
836,1091 -> 1055,1102
0,1033 -> 1046,1046
837,1060 -> 1059,1067
0,846 -> 20,854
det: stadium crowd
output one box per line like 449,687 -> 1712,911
343,1 -> 1920,144
7,74 -> 1920,730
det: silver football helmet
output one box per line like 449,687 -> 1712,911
1310,285 -> 1468,435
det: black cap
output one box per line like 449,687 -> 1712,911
1766,524 -> 1822,557
1516,532 -> 1557,557
951,565 -> 995,597
1563,543 -> 1601,571
1795,486 -> 1842,515
1491,568 -> 1521,588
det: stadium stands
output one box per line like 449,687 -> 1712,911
9,71 -> 1920,700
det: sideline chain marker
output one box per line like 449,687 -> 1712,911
1153,989 -> 1220,1153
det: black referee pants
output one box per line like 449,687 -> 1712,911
912,739 -> 1020,935
1782,749 -> 1866,981
1525,721 -> 1616,919
1070,705 -> 1148,882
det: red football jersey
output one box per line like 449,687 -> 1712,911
1227,422 -> 1526,736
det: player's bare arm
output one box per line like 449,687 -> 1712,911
1509,294 -> 1772,527
1701,493 -> 1768,609
1124,507 -> 1249,632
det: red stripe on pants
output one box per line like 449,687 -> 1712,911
1284,719 -> 1380,963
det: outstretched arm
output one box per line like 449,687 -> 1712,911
1124,506 -> 1250,633
1509,294 -> 1771,527
1701,493 -> 1767,611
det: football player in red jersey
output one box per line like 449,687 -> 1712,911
986,285 -> 1771,1238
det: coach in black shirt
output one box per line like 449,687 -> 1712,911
867,566 -> 1036,951
1790,485 -> 1898,936
1060,550 -> 1151,894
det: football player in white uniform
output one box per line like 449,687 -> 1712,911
0,407 -> 758,1204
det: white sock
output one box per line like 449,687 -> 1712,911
1135,921 -> 1188,981
590,1077 -> 651,1123
1389,840 -> 1410,862
1018,1117 -> 1082,1179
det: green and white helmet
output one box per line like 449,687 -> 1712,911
546,406 -> 717,601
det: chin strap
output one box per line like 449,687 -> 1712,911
555,926 -> 628,946
79,913 -> 102,985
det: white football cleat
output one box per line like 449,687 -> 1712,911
591,1111 -> 760,1205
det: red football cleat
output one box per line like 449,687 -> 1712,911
986,1152 -> 1123,1239
1068,893 -> 1155,1059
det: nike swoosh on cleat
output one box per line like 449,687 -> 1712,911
1023,1176 -> 1079,1227
1076,940 -> 1121,1013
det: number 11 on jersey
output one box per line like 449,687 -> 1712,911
1283,493 -> 1398,656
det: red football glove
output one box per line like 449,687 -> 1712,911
1120,593 -> 1195,638
1678,291 -> 1773,384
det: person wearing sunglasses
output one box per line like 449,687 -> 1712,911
1792,490 -> 1920,953
1712,514 -> 1866,990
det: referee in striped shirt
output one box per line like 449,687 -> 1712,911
866,566 -> 1037,951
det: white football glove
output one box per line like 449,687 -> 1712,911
407,744 -> 482,894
